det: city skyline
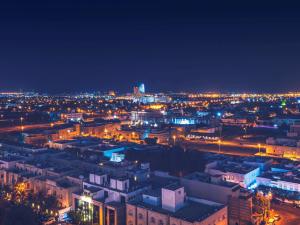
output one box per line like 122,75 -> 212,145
2,1 -> 300,225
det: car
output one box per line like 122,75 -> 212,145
274,214 -> 281,221
293,204 -> 300,208
43,217 -> 56,225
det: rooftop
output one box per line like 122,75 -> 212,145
213,161 -> 259,174
163,183 -> 183,191
184,172 -> 238,188
259,171 -> 300,185
129,199 -> 224,223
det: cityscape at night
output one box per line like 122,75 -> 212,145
1,1 -> 300,225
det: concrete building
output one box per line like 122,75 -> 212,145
205,161 -> 260,188
72,170 -> 151,225
180,172 -> 256,225
228,189 -> 254,225
180,172 -> 240,204
126,184 -> 228,225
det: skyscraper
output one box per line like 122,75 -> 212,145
133,83 -> 145,96
139,83 -> 145,94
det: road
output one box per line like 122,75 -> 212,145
180,140 -> 259,156
0,121 -> 63,134
271,203 -> 300,225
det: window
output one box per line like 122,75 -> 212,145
121,196 -> 126,203
138,213 -> 143,219
128,210 -> 133,216
150,217 -> 155,223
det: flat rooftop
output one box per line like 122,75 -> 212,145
259,172 -> 300,185
184,172 -> 238,188
129,199 -> 224,223
0,155 -> 22,162
163,183 -> 183,191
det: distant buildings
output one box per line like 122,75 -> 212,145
265,122 -> 300,159
3,90 -> 300,224
133,83 -> 145,96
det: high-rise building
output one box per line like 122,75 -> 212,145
133,83 -> 145,96
138,83 -> 145,94
133,86 -> 139,95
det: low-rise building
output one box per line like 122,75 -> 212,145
205,161 -> 260,188
126,184 -> 228,225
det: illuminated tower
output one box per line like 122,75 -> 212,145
138,83 -> 145,94
133,86 -> 139,95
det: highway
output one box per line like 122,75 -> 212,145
0,121 -> 63,134
179,140 -> 260,156
272,203 -> 300,225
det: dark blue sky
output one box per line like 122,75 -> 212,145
1,1 -> 300,93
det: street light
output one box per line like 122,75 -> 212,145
243,127 -> 247,138
104,128 -> 108,138
258,143 -> 261,155
172,135 -> 176,145
20,117 -> 24,131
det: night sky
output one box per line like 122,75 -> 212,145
1,1 -> 300,93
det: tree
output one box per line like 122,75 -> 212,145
68,210 -> 92,225
44,195 -> 60,210
0,199 -> 40,225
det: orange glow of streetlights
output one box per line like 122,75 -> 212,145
258,143 -> 261,154
218,139 -> 221,153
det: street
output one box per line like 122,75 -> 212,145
180,140 -> 259,156
0,121 -> 63,134
271,203 -> 300,225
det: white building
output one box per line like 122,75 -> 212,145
205,161 -> 260,188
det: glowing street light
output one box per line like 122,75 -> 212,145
243,127 -> 247,137
172,135 -> 176,145
20,117 -> 24,131
104,128 -> 108,137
